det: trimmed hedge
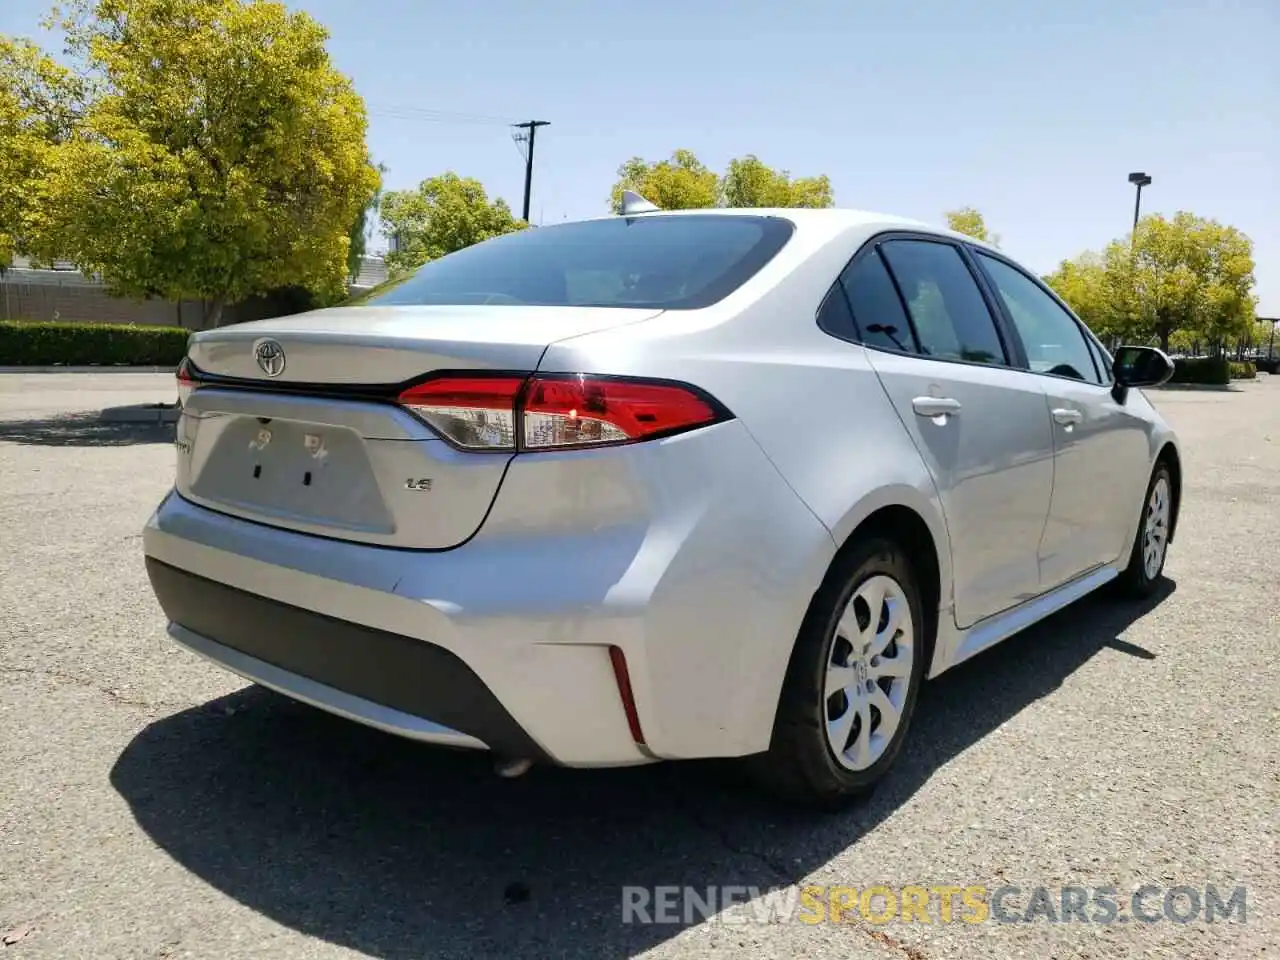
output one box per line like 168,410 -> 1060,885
0,320 -> 189,366
1229,360 -> 1256,380
1169,356 -> 1230,386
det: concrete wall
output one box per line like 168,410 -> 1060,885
1,272 -> 285,329
0,255 -> 389,329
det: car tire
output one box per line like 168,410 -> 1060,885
1115,461 -> 1174,599
748,537 -> 928,810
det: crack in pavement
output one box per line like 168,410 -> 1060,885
0,667 -> 176,712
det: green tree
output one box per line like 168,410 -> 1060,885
1108,213 -> 1257,353
720,154 -> 833,208
945,207 -> 1000,246
380,172 -> 526,275
26,0 -> 380,326
608,150 -> 720,213
609,150 -> 835,211
1047,213 -> 1258,354
0,36 -> 85,266
1043,250 -> 1126,341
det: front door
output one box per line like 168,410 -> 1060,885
970,250 -> 1151,588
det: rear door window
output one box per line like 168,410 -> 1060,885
879,240 -> 1009,365
358,215 -> 795,310
839,249 -> 917,353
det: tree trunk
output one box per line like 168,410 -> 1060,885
204,295 -> 227,328
1158,327 -> 1171,353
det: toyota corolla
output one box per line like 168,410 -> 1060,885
143,198 -> 1180,807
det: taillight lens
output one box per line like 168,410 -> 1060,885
522,375 -> 720,449
397,374 -> 726,452
397,376 -> 525,450
176,359 -> 196,406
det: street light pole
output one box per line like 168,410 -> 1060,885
1128,171 -> 1152,247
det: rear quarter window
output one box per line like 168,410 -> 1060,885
357,215 -> 796,311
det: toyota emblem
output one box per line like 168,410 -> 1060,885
254,338 -> 286,377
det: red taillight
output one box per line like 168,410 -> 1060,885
397,374 -> 726,452
176,359 -> 195,406
396,376 -> 525,450
522,376 -> 720,450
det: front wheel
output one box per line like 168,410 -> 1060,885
748,538 -> 927,809
1116,462 -> 1174,598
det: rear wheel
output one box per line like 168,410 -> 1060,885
749,537 -> 927,809
1116,462 -> 1173,598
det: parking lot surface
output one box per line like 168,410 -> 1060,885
1,372 -> 1277,960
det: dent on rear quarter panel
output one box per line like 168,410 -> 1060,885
435,418 -> 838,759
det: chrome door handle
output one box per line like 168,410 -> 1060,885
912,396 -> 961,418
1051,407 -> 1083,425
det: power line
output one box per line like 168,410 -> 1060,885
365,103 -> 520,126
510,129 -> 529,163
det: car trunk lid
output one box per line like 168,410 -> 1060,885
176,304 -> 662,549
187,304 -> 660,385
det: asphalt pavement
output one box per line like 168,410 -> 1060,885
1,372 -> 1277,960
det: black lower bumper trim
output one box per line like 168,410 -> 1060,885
145,557 -> 547,760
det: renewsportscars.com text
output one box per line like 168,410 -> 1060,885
620,883 -> 1248,926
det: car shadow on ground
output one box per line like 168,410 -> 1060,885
111,581 -> 1174,959
0,413 -> 174,447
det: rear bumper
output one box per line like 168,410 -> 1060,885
142,418 -> 837,766
146,557 -> 544,759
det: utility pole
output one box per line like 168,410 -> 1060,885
513,120 -> 550,223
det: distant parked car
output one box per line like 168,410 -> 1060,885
143,199 -> 1180,807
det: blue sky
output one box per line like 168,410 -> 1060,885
4,0 -> 1277,314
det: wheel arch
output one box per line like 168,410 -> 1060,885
1156,442 -> 1182,543
808,482 -> 950,682
832,503 -> 945,675
751,497 -> 947,785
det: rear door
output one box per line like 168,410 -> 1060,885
970,250 -> 1152,587
846,237 -> 1055,629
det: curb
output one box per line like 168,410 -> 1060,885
0,365 -> 175,374
100,403 -> 181,424
1148,383 -> 1237,392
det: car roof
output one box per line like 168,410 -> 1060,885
583,206 -> 1003,255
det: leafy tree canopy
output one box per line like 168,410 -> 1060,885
609,150 -> 833,213
609,150 -> 720,213
721,154 -> 833,208
945,206 -> 999,246
380,172 -> 527,276
1045,212 -> 1257,352
11,0 -> 380,324
0,36 -> 84,265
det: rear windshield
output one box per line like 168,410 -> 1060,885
354,214 -> 795,310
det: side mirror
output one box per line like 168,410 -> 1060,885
1111,345 -> 1174,402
